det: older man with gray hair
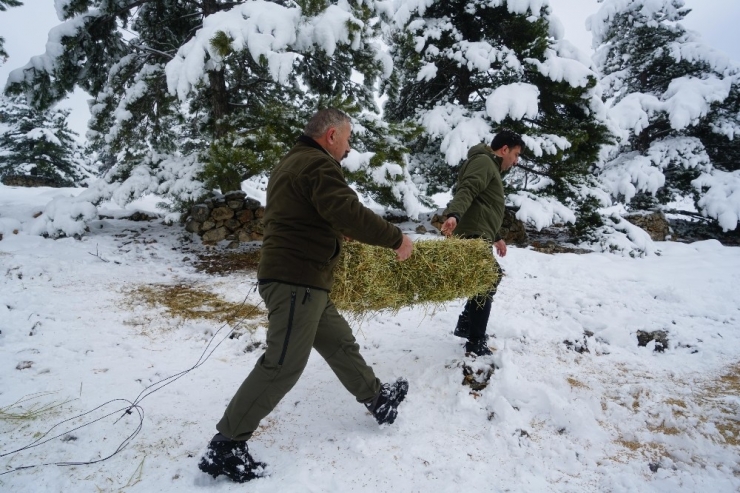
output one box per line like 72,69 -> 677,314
198,108 -> 414,483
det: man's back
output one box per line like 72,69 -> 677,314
258,137 -> 402,290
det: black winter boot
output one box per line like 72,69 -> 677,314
453,311 -> 470,338
365,378 -> 409,425
198,434 -> 265,483
465,338 -> 493,357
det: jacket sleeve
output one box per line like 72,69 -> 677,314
443,155 -> 495,218
300,157 -> 403,250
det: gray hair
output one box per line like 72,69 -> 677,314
303,108 -> 351,139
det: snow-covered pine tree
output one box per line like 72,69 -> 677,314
0,94 -> 90,186
6,0 -> 426,237
167,0 -> 427,216
589,0 -> 740,232
4,0 -> 216,215
384,0 -> 613,232
0,0 -> 23,61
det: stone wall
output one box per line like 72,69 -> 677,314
184,191 -> 265,247
625,211 -> 670,241
1,174 -> 69,188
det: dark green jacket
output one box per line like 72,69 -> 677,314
258,136 -> 403,291
443,143 -> 506,242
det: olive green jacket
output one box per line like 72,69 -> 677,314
443,143 -> 506,242
257,136 -> 403,291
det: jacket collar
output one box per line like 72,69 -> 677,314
297,135 -> 332,158
483,145 -> 503,171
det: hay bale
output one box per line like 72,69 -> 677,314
333,237 -> 499,315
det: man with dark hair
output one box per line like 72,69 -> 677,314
198,108 -> 414,483
440,130 -> 524,356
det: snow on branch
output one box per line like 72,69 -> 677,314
521,133 -> 571,158
598,137 -> 711,203
662,76 -> 732,130
166,1 -> 388,101
599,152 -> 665,203
166,2 -> 300,99
667,38 -> 736,76
393,0 -> 547,27
451,41 -> 521,73
5,11 -> 97,89
609,93 -> 660,136
694,170 -> 740,231
509,191 -> 576,230
586,0 -> 687,47
342,149 -> 425,218
525,49 -> 595,88
610,76 -> 732,134
420,105 -> 494,166
486,83 -> 539,123
591,214 -> 657,257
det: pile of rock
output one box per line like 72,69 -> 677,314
184,191 -> 264,247
625,211 -> 670,241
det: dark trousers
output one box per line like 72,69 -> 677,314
457,257 -> 503,341
216,282 -> 381,441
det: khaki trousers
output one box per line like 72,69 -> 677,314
216,282 -> 381,440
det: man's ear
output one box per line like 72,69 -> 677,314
326,127 -> 336,143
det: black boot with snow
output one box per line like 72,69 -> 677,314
365,378 -> 409,425
198,434 -> 265,483
453,311 -> 470,338
465,338 -> 493,357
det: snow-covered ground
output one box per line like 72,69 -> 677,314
1,184 -> 739,492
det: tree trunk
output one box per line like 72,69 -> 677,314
203,0 -> 236,192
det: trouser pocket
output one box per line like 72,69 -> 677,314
278,288 -> 297,366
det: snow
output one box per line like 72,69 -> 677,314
509,191 -> 577,229
586,0 -> 687,49
693,169 -> 740,231
342,149 -> 425,219
5,11 -> 95,88
165,0 -> 389,101
661,76 -> 732,130
588,0 -> 740,230
166,1 -> 302,100
486,83 -> 540,123
25,128 -> 62,146
525,48 -> 595,88
2,184 -> 739,492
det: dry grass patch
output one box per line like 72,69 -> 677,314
602,362 -> 740,467
0,392 -> 71,422
613,438 -> 669,463
194,250 -> 261,275
700,362 -> 740,447
567,377 -> 589,389
127,283 -> 264,325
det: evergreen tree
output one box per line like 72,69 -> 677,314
4,0 -> 418,235
385,0 -> 613,231
0,94 -> 90,185
0,0 -> 23,61
5,1 -> 424,237
589,0 -> 740,231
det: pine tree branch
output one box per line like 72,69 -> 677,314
515,162 -> 549,177
125,39 -> 175,60
662,209 -> 712,222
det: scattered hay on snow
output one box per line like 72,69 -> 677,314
127,284 -> 264,324
0,392 -> 71,422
